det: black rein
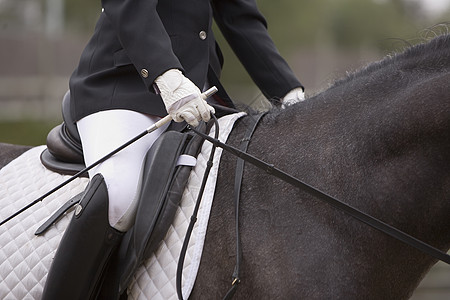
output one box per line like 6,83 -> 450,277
191,116 -> 450,270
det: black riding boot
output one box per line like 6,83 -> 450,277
42,174 -> 124,300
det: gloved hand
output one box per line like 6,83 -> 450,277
155,69 -> 215,127
281,87 -> 305,109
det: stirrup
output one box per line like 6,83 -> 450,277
42,174 -> 123,300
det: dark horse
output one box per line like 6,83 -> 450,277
1,34 -> 449,299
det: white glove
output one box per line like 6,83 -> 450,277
281,87 -> 305,109
155,69 -> 215,127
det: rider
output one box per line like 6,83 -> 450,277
42,0 -> 304,298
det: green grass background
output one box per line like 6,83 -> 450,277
0,120 -> 60,146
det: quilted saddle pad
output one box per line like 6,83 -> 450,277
0,112 -> 245,300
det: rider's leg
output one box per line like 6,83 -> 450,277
76,109 -> 169,231
42,174 -> 122,300
42,110 -> 169,299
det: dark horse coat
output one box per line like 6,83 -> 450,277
69,0 -> 303,121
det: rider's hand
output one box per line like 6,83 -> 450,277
281,87 -> 305,109
155,69 -> 215,127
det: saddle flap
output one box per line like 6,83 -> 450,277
134,131 -> 188,253
108,123 -> 208,295
109,130 -> 189,291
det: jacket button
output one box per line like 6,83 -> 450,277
141,69 -> 149,78
199,31 -> 207,40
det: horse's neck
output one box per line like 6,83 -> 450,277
275,65 -> 450,236
206,36 -> 450,298
241,81 -> 448,297
251,37 -> 450,260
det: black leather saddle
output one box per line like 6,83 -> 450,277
40,90 -> 86,177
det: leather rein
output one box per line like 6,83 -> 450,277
177,112 -> 449,299
176,114 -> 260,300
188,112 -> 450,298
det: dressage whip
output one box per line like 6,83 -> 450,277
0,86 -> 218,227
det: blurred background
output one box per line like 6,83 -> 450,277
0,0 -> 449,145
0,0 -> 449,298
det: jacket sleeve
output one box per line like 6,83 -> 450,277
102,0 -> 183,91
211,0 -> 303,100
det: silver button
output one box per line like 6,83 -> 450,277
199,31 -> 207,40
141,68 -> 149,78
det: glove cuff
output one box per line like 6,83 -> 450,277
155,69 -> 184,94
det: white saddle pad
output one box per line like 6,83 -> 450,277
0,112 -> 245,300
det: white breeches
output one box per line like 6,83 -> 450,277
77,109 -> 169,232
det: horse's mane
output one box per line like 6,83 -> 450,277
330,33 -> 450,90
264,32 -> 449,125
